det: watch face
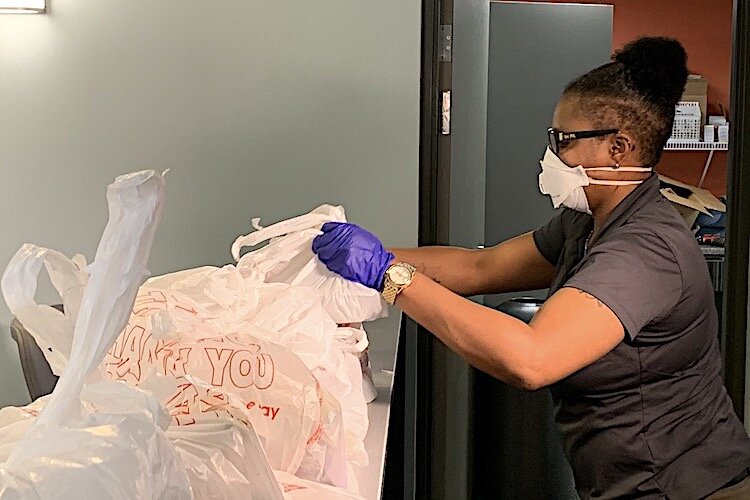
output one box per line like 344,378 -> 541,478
388,265 -> 412,286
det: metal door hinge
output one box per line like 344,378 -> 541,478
439,25 -> 452,62
441,90 -> 451,135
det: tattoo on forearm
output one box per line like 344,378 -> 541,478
576,289 -> 604,308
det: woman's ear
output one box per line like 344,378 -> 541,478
609,133 -> 637,166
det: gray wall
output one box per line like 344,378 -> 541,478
0,1 -> 420,407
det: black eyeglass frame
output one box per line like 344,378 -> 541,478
547,127 -> 619,154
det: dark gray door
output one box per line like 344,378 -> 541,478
438,2 -> 613,498
473,3 -> 612,499
484,1 -> 613,307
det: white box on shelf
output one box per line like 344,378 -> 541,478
670,101 -> 702,142
718,124 -> 729,143
704,125 -> 715,143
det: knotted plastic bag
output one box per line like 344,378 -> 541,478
231,204 -> 388,324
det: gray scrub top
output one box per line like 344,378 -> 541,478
533,174 -> 750,499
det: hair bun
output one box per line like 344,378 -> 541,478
614,37 -> 688,106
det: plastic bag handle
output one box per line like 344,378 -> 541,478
231,204 -> 346,261
2,245 -> 83,316
1,245 -> 88,374
34,170 -> 165,427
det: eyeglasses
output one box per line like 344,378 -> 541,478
547,127 -> 619,155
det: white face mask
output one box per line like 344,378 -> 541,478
538,147 -> 652,214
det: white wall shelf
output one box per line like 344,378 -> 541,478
663,141 -> 729,188
665,140 -> 728,151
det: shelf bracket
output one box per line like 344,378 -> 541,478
698,149 -> 716,188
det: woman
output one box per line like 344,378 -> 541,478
312,38 -> 750,499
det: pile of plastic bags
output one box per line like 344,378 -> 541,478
0,171 -> 386,498
0,171 -> 195,499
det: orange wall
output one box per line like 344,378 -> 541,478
518,0 -> 734,196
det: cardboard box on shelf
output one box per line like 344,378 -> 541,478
684,75 -> 708,95
659,174 -> 725,228
681,75 -> 708,123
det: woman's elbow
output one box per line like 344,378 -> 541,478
505,358 -> 552,391
506,371 -> 546,391
478,365 -> 546,391
517,374 -> 549,391
470,334 -> 554,391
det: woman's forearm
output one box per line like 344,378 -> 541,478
390,233 -> 555,297
396,272 -> 537,388
389,246 -> 482,296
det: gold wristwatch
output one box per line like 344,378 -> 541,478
381,262 -> 417,305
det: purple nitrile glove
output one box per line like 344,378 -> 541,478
312,222 -> 395,291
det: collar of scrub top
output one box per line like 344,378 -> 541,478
584,173 -> 661,251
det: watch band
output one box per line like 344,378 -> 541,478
382,281 -> 400,305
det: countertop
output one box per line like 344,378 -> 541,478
354,313 -> 400,500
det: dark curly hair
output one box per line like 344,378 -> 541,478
563,37 -> 688,166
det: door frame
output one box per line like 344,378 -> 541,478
724,0 -> 750,421
417,0 -> 454,497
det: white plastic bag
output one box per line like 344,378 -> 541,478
0,377 -> 286,500
274,471 -> 364,500
1,246 -> 87,376
336,325 -> 377,404
143,375 -> 284,500
169,418 -> 284,500
105,304 -> 320,480
246,280 -> 370,469
231,204 -> 388,324
0,381 -> 192,500
102,282 -> 328,477
0,170 -> 193,499
125,265 -> 370,486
